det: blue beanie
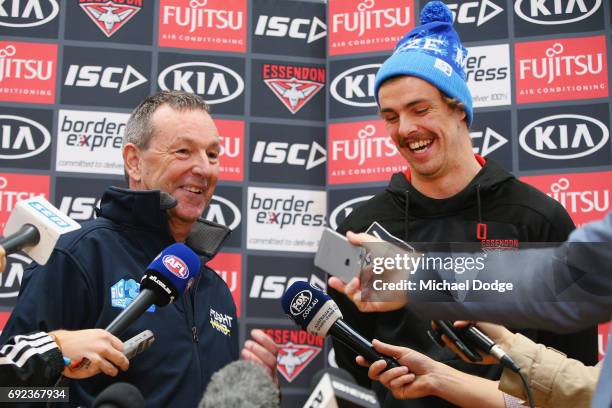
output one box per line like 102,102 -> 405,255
374,1 -> 473,125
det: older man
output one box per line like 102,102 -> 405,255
328,2 -> 596,407
0,91 -> 277,407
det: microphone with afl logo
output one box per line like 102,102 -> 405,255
281,281 -> 400,370
0,196 -> 81,265
105,243 -> 201,337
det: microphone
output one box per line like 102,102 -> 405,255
1,196 -> 80,264
105,243 -> 201,336
281,281 -> 400,370
460,323 -> 521,372
92,382 -> 145,408
199,360 -> 280,408
304,368 -> 380,408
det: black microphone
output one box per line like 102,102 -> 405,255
461,323 -> 521,372
92,382 -> 145,408
281,281 -> 400,370
199,360 -> 280,408
105,243 -> 200,336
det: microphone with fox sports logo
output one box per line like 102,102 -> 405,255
105,243 -> 201,337
0,196 -> 81,265
281,281 -> 400,370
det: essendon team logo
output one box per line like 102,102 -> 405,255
262,64 -> 325,115
516,36 -> 608,104
264,78 -> 323,115
79,1 -> 142,37
276,342 -> 321,382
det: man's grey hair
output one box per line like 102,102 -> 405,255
123,90 -> 210,149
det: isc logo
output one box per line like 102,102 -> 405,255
64,64 -> 147,93
250,274 -> 325,299
252,141 -> 326,170
59,196 -> 99,221
162,255 -> 188,279
254,15 -> 326,43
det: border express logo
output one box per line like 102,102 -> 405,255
247,187 -> 326,253
79,0 -> 142,37
110,278 -> 155,312
262,64 -> 324,114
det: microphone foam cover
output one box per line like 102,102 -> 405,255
199,360 -> 280,408
92,382 -> 145,408
144,243 -> 201,295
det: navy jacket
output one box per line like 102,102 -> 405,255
0,187 -> 239,407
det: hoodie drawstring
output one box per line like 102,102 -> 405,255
476,183 -> 487,241
404,191 -> 410,242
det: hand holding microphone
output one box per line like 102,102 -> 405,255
281,281 -> 400,372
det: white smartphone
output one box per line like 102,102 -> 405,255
123,330 -> 155,360
314,228 -> 365,282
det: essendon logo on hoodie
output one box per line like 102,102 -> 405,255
328,120 -> 406,185
0,41 -> 57,104
262,64 -> 325,114
159,0 -> 246,52
263,329 -> 323,383
79,0 -> 142,37
516,36 -> 608,104
521,172 -> 610,227
209,252 -> 242,316
329,0 -> 414,56
215,119 -> 244,182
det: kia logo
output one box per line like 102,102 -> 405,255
514,0 -> 601,25
0,254 -> 32,299
162,255 -> 189,279
519,114 -> 609,160
158,62 -> 244,104
204,195 -> 241,230
0,115 -> 51,159
0,0 -> 59,28
330,64 -> 381,107
329,195 -> 374,229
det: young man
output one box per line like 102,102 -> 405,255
328,2 -> 596,407
0,91 -> 278,407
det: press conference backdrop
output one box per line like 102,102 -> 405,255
0,0 -> 610,405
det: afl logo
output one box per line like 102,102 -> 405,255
163,255 -> 189,279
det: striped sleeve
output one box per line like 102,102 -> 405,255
0,332 -> 64,386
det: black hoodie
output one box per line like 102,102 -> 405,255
329,159 -> 597,408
